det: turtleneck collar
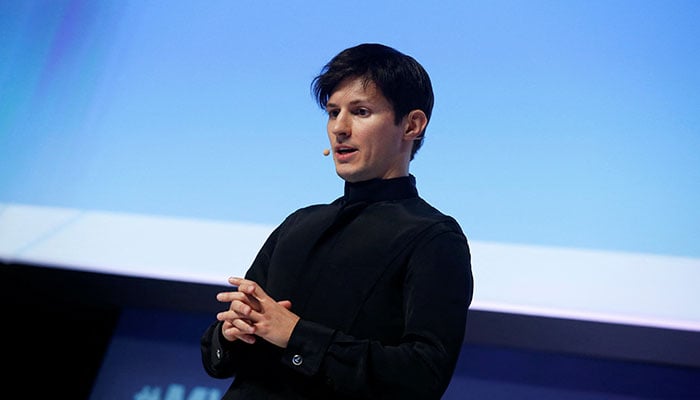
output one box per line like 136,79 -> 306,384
342,175 -> 418,205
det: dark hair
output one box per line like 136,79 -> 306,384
311,43 -> 434,160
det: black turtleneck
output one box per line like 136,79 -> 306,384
202,175 -> 473,400
341,175 -> 419,205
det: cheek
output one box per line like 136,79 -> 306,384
374,128 -> 404,150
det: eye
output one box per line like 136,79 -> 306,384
353,108 -> 370,116
327,109 -> 340,119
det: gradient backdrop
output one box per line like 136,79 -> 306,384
2,1 -> 700,398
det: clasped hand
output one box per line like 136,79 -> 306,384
216,277 -> 300,348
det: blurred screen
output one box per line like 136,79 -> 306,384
1,1 -> 699,331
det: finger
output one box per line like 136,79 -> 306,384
218,310 -> 242,322
216,302 -> 253,321
218,312 -> 256,337
278,300 -> 293,310
217,287 -> 257,303
228,276 -> 245,287
231,317 -> 256,334
216,289 -> 243,303
222,323 -> 257,344
228,277 -> 264,297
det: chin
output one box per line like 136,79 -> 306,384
336,168 -> 364,183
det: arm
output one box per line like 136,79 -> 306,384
200,224 -> 282,378
282,229 -> 473,399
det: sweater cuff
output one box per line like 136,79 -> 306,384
281,319 -> 335,376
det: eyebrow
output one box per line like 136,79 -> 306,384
326,99 -> 368,109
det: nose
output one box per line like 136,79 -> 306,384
329,110 -> 350,138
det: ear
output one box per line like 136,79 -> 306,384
402,109 -> 428,142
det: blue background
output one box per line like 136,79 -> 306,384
2,0 -> 699,258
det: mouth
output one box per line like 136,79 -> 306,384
335,146 -> 357,155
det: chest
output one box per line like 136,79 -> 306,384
266,206 -> 421,334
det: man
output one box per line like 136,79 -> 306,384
201,43 -> 474,399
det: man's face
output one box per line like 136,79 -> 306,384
325,77 -> 411,183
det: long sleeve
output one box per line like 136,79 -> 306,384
200,176 -> 474,399
280,226 -> 472,399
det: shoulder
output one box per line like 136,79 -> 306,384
393,197 -> 462,227
370,197 -> 467,240
275,198 -> 342,229
288,198 -> 341,218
